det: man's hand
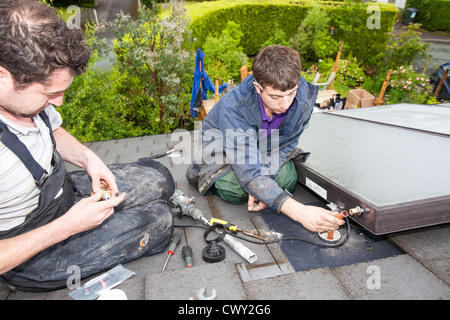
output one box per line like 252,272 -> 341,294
281,198 -> 345,233
247,194 -> 267,212
84,153 -> 119,195
0,190 -> 126,275
53,127 -> 118,194
61,190 -> 126,236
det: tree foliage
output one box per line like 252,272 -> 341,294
60,1 -> 195,142
202,21 -> 249,83
289,5 -> 338,62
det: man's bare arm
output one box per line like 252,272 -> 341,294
280,198 -> 344,233
52,127 -> 118,194
0,210 -> 72,275
0,191 -> 125,275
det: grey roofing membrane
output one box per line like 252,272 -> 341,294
1,107 -> 449,300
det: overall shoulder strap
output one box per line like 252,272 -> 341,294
38,109 -> 56,146
0,111 -> 54,188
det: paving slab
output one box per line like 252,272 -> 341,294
388,225 -> 450,285
332,254 -> 450,300
251,215 -> 295,275
144,262 -> 247,300
243,267 -> 351,300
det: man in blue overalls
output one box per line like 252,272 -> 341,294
0,0 -> 173,291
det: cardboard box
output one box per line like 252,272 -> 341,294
316,89 -> 338,108
344,89 -> 375,109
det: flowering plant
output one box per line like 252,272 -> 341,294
386,65 -> 436,104
337,56 -> 365,87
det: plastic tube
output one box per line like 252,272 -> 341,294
223,234 -> 257,264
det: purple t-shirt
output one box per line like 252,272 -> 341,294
258,95 -> 291,138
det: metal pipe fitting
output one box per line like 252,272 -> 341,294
348,206 -> 367,216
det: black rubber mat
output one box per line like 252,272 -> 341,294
261,201 -> 403,272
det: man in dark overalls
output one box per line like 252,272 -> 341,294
0,0 -> 173,292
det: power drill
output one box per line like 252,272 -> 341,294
169,189 -> 207,223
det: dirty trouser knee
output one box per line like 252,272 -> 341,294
1,158 -> 174,292
213,160 -> 297,205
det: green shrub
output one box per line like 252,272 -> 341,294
362,71 -> 386,95
337,55 -> 365,87
289,4 -> 338,62
202,21 -> 249,83
405,0 -> 450,32
52,0 -> 95,7
189,1 -> 397,66
190,3 -> 308,56
262,24 -> 290,48
385,65 -> 436,104
141,0 -> 169,9
60,1 -> 195,142
60,60 -> 148,142
110,3 -> 195,133
381,23 -> 430,70
328,1 -> 396,66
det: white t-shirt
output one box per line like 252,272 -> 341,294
0,106 -> 63,231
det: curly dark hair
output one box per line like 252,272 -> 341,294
0,0 -> 91,89
252,45 -> 302,92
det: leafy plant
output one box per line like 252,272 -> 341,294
381,23 -> 430,71
405,0 -> 450,32
60,1 -> 195,142
261,24 -> 290,47
337,55 -> 365,87
188,1 -> 397,62
59,25 -> 146,142
202,21 -> 249,83
289,5 -> 338,62
331,1 -> 394,66
385,65 -> 436,104
109,2 -> 195,133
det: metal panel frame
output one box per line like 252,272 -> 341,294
294,104 -> 450,235
296,163 -> 450,234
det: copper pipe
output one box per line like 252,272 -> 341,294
327,211 -> 348,240
334,210 -> 348,219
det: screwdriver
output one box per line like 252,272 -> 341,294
182,245 -> 193,268
209,218 -> 269,241
162,232 -> 181,271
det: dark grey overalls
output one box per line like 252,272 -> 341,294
0,111 -> 174,292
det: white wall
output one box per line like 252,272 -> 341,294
375,0 -> 406,9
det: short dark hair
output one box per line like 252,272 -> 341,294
252,45 -> 302,91
0,0 -> 91,89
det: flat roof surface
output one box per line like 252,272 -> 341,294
1,109 -> 449,300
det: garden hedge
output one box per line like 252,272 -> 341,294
406,0 -> 450,32
189,1 -> 397,65
52,0 -> 96,7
